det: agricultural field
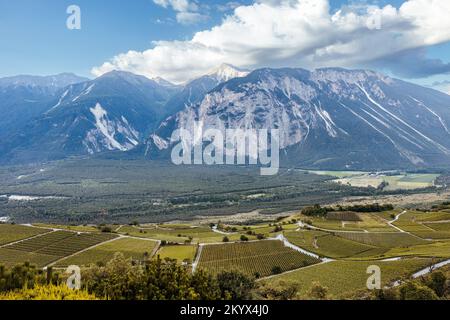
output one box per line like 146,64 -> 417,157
326,211 -> 361,221
393,210 -> 450,239
0,224 -> 50,246
424,222 -> 450,231
55,238 -> 159,267
0,248 -> 57,268
327,171 -> 439,190
1,206 -> 450,299
334,174 -> 439,190
118,224 -> 257,244
306,170 -> 369,178
411,231 -> 450,240
155,245 -> 197,264
381,241 -> 450,258
0,230 -> 117,267
284,230 -> 385,259
32,223 -> 102,233
118,225 -> 189,243
415,211 -> 450,222
216,221 -> 298,240
197,241 -> 321,277
375,209 -> 402,221
262,258 -> 435,299
308,213 -> 396,232
309,171 -> 440,191
334,232 -> 427,248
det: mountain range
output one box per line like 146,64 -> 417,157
0,73 -> 88,135
1,65 -> 450,170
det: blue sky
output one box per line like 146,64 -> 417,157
0,0 -> 208,76
0,0 -> 255,77
1,0 -> 450,92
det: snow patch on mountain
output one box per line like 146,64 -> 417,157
84,103 -> 139,154
49,89 -> 69,111
339,102 -> 424,165
314,104 -> 338,137
357,84 -> 450,155
410,96 -> 450,135
150,134 -> 169,150
73,83 -> 95,102
207,64 -> 250,83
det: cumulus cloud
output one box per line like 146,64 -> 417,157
93,0 -> 450,83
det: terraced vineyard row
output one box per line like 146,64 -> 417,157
118,225 -> 250,244
0,224 -> 51,246
197,241 -> 320,277
8,231 -> 75,252
393,211 -> 450,239
334,232 -> 426,248
284,230 -> 385,259
263,258 -> 436,299
0,248 -> 57,268
0,231 -> 117,267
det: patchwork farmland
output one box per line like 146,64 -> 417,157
1,204 -> 450,299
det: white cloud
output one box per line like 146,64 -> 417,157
176,11 -> 208,25
93,0 -> 450,84
153,0 -> 196,12
153,0 -> 207,25
217,1 -> 243,12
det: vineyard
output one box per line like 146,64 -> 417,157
33,223 -> 101,233
197,241 -> 320,277
310,212 -> 396,232
425,222 -> 450,231
0,248 -> 58,268
55,237 -> 158,267
0,224 -> 50,246
263,258 -> 436,299
326,211 -> 361,221
119,225 -> 255,244
382,240 -> 450,258
284,231 -> 384,259
0,207 -> 450,299
0,231 -> 117,267
155,245 -> 197,263
334,231 -> 426,248
393,210 -> 450,239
